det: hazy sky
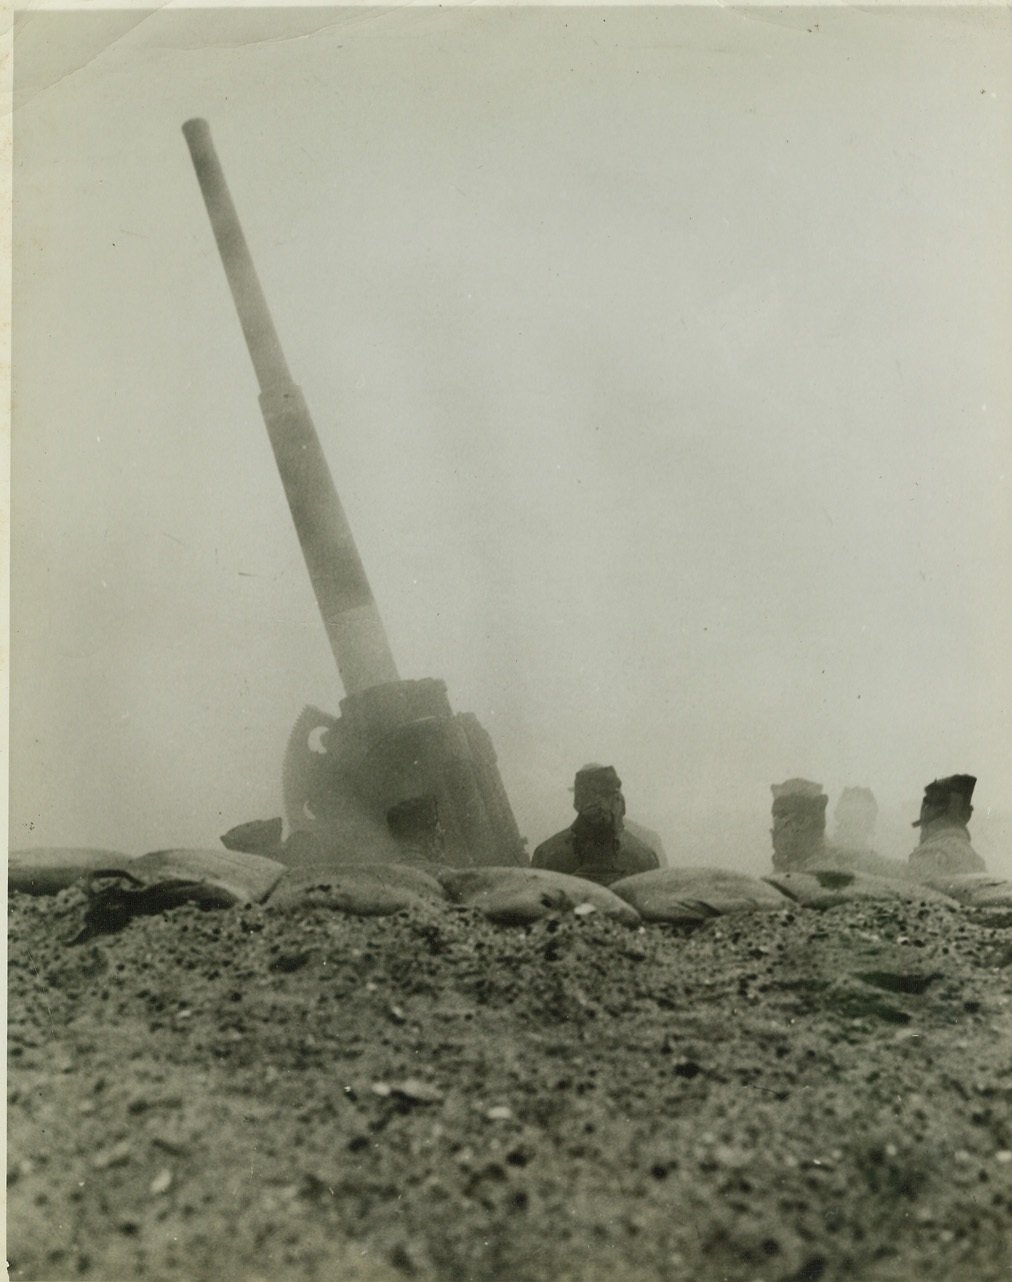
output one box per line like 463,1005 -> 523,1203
11,6 -> 1012,862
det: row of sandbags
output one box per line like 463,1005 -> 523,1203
7,846 -> 285,901
9,847 -> 1012,937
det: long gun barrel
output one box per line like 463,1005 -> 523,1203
182,117 -> 399,695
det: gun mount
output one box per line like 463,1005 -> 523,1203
183,119 -> 525,868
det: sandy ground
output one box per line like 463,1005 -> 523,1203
7,879 -> 1012,1282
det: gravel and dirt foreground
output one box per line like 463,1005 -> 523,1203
8,878 -> 1012,1282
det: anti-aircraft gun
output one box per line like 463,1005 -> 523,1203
182,119 -> 525,868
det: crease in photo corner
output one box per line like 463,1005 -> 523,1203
5,1 -> 1005,118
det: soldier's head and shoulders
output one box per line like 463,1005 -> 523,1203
769,778 -> 831,871
907,775 -> 985,876
532,763 -> 660,886
770,778 -> 911,878
832,787 -> 878,853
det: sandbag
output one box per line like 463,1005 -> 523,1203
764,868 -> 958,911
220,817 -> 284,856
917,873 -> 1012,909
133,848 -> 287,904
276,823 -> 407,870
64,848 -> 288,943
266,863 -> 449,915
610,866 -> 792,923
806,850 -> 915,881
437,867 -> 641,927
8,847 -> 136,896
